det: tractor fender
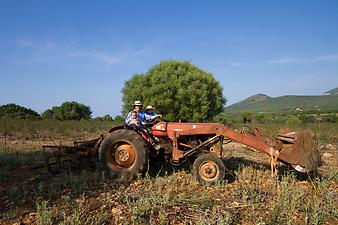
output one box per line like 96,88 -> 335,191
108,125 -> 125,133
108,125 -> 151,144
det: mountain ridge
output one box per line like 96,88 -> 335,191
324,88 -> 338,95
224,88 -> 338,113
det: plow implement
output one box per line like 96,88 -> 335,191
42,136 -> 103,172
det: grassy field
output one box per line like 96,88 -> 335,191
0,120 -> 337,224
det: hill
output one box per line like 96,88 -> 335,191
324,87 -> 338,95
224,93 -> 338,113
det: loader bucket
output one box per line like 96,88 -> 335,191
277,130 -> 322,172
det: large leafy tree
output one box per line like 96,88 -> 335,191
42,101 -> 92,120
122,60 -> 226,122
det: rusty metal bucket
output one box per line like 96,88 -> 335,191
277,130 -> 322,172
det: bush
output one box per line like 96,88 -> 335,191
241,112 -> 254,124
321,114 -> 337,123
0,103 -> 40,120
213,113 -> 238,125
287,115 -> 301,124
299,114 -> 315,123
255,113 -> 275,123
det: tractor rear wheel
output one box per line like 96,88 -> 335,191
192,153 -> 225,185
99,129 -> 148,181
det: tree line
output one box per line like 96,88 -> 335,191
0,102 -> 121,122
214,111 -> 338,125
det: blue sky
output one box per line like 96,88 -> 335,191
0,0 -> 337,117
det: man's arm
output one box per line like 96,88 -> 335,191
150,112 -> 162,121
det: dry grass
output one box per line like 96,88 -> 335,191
0,120 -> 337,224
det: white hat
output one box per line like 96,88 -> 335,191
133,100 -> 143,106
146,105 -> 154,110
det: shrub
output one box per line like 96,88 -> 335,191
287,115 -> 301,124
0,103 -> 40,120
321,114 -> 337,123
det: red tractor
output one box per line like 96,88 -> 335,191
43,120 -> 321,185
94,121 -> 321,185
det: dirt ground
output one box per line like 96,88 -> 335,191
0,133 -> 337,225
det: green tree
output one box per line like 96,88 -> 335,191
0,103 -> 40,120
42,101 -> 92,120
122,60 -> 226,122
41,109 -> 53,120
241,112 -> 256,124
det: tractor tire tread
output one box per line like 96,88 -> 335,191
99,129 -> 148,181
192,153 -> 226,186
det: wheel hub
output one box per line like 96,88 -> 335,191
117,149 -> 130,162
199,161 -> 219,180
107,142 -> 136,168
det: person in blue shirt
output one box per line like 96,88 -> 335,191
143,105 -> 162,146
125,100 -> 146,129
143,105 -> 162,127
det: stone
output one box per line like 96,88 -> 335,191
323,152 -> 333,158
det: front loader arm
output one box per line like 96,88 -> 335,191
169,123 -> 320,173
170,124 -> 279,162
214,125 -> 280,158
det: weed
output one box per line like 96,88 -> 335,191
269,174 -> 304,224
303,177 -> 337,225
59,207 -> 83,225
1,207 -> 17,220
197,210 -> 234,225
0,118 -> 114,137
36,200 -> 53,225
236,166 -> 269,204
0,119 -> 336,224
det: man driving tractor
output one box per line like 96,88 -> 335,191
144,105 -> 162,127
143,105 -> 162,145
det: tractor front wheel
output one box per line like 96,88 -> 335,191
192,153 -> 225,185
99,129 -> 148,181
